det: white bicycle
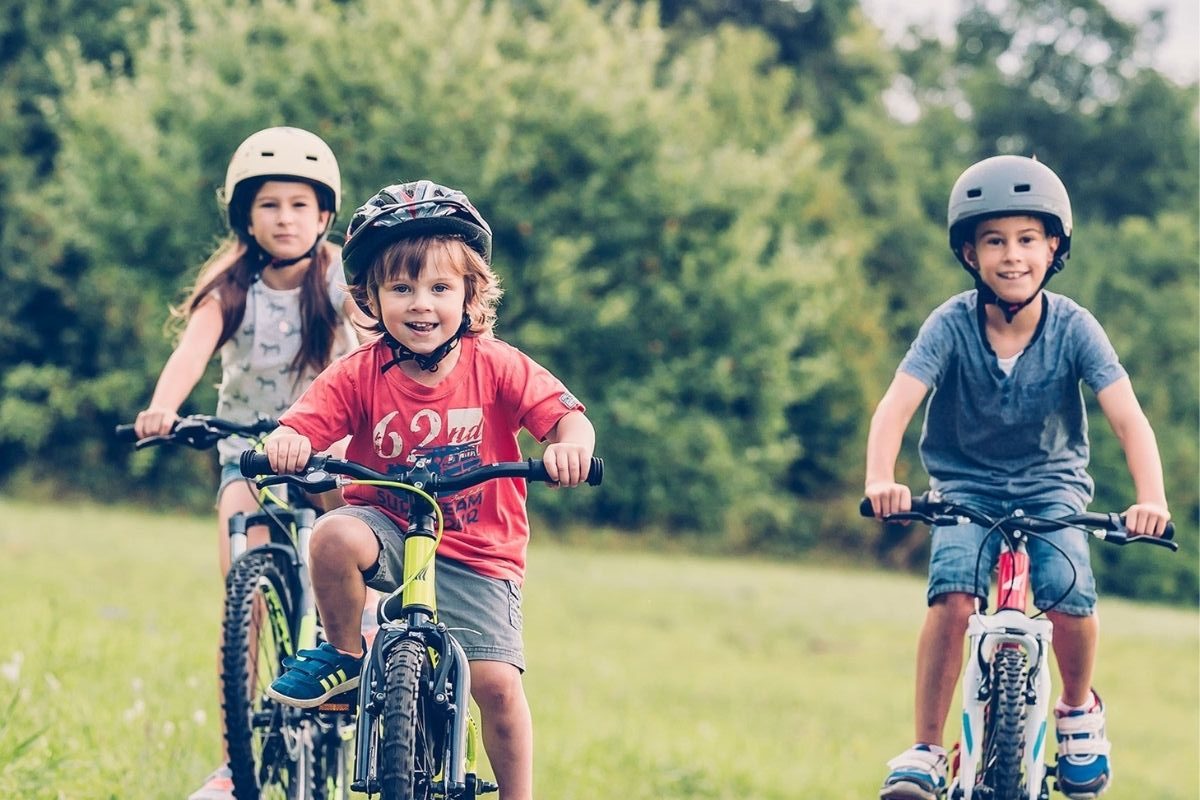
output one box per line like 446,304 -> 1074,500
863,494 -> 1177,800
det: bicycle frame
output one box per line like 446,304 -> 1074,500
956,534 -> 1053,800
350,468 -> 482,797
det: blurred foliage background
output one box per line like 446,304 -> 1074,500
0,0 -> 1195,602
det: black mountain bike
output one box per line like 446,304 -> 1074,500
240,450 -> 603,799
118,415 -> 354,799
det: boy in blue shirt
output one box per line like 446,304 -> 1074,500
863,155 -> 1171,800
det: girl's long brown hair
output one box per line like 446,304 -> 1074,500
173,237 -> 341,378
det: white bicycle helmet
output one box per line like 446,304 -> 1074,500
221,127 -> 341,238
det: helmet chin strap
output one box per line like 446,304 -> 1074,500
380,313 -> 471,374
248,232 -> 323,269
970,258 -> 1063,324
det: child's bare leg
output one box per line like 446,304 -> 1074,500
1046,609 -> 1099,706
470,660 -> 533,800
308,515 -> 380,655
913,592 -> 974,745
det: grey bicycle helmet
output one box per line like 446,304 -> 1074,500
342,180 -> 492,285
947,155 -> 1073,322
948,155 -> 1072,270
221,127 -> 341,242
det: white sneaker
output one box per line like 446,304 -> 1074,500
1055,692 -> 1112,799
880,745 -> 948,799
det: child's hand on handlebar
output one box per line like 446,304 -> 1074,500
864,481 -> 912,519
135,406 -> 179,439
1123,501 -> 1171,537
265,426 -> 314,474
542,441 -> 593,488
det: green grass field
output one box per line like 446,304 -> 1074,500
1,496 -> 1195,799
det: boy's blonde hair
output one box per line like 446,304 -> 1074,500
351,235 -> 502,337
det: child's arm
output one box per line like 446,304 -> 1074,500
864,372 -> 929,518
135,296 -> 224,438
264,425 -> 314,474
541,411 -> 595,488
1095,377 -> 1171,536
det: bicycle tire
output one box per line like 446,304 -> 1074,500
379,638 -> 447,800
222,549 -> 306,800
980,647 -> 1027,800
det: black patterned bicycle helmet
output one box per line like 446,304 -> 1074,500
947,154 -> 1073,271
342,180 -> 493,285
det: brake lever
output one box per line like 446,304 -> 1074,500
256,472 -> 339,494
133,434 -> 171,450
1125,534 -> 1179,551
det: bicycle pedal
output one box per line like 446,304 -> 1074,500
316,696 -> 358,716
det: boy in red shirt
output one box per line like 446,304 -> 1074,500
262,181 -> 595,800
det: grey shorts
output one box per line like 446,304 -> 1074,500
325,505 -> 526,671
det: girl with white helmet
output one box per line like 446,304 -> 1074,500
133,126 -> 363,799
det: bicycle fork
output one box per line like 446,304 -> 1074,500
956,610 -> 1053,800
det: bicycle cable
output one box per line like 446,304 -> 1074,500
345,478 -> 445,623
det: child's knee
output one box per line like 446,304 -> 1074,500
470,661 -> 525,710
310,516 -> 378,567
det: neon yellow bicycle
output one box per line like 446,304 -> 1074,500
240,450 -> 603,799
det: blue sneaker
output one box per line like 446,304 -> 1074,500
266,642 -> 362,708
880,744 -> 948,799
1055,693 -> 1112,799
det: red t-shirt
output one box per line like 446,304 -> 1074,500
280,335 -> 584,583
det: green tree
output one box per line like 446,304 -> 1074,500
8,0 -> 882,543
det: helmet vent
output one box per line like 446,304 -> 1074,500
967,188 -> 982,198
305,155 -> 318,161
259,150 -> 275,157
1014,183 -> 1031,192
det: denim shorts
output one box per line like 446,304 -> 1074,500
218,460 -> 247,497
927,497 -> 1097,616
324,505 -> 526,671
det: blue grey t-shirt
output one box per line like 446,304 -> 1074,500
898,290 -> 1126,509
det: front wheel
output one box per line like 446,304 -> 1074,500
979,646 -> 1028,800
222,549 -> 307,799
379,638 -> 447,800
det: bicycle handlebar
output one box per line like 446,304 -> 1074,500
115,415 -> 279,450
239,450 -> 604,493
859,494 -> 1177,550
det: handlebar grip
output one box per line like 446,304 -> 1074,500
114,423 -> 139,442
525,457 -> 604,486
1163,521 -> 1176,541
859,497 -> 874,517
240,450 -> 274,478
